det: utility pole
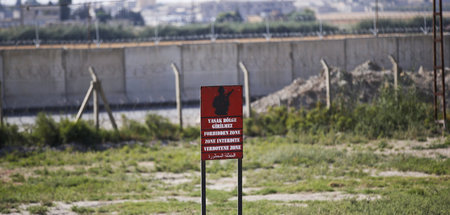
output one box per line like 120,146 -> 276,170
34,21 -> 40,48
87,3 -> 93,47
154,23 -> 160,45
93,20 -> 101,47
210,17 -> 217,42
263,15 -> 271,41
371,0 -> 379,37
317,19 -> 324,39
421,15 -> 429,35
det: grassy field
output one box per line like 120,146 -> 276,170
0,134 -> 449,214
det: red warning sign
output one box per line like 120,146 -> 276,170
201,85 -> 243,160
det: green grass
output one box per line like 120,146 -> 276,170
0,136 -> 448,214
27,205 -> 48,215
71,205 -> 95,214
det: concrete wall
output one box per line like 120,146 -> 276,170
2,49 -> 66,108
182,43 -> 239,100
238,42 -> 293,96
292,39 -> 346,78
65,48 -> 127,106
0,35 -> 446,109
125,45 -> 181,103
345,37 -> 399,71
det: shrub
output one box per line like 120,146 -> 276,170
0,124 -> 29,148
145,114 -> 179,140
181,126 -> 200,141
245,87 -> 435,138
120,116 -> 149,140
244,106 -> 289,136
59,119 -> 99,146
33,113 -> 61,147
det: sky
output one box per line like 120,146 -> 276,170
0,0 -> 208,5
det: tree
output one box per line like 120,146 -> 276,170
95,7 -> 111,23
216,10 -> 243,23
71,4 -> 89,20
286,8 -> 316,22
59,0 -> 71,21
114,9 -> 144,26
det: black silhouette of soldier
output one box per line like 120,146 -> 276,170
213,86 -> 234,115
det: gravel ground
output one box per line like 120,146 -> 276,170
4,106 -> 201,130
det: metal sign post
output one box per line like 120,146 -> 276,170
201,85 -> 243,214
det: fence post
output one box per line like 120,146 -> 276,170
76,82 -> 94,121
320,58 -> 331,109
0,81 -> 3,126
89,67 -> 117,131
76,67 -> 118,131
239,62 -> 251,118
388,55 -> 399,90
93,81 -> 99,130
171,63 -> 183,130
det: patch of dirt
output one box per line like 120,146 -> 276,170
153,172 -> 199,185
276,202 -> 308,208
0,167 -> 14,183
252,61 -> 450,113
229,191 -> 381,202
373,138 -> 449,159
374,170 -> 434,177
207,175 -> 259,193
12,198 -> 202,215
138,161 -> 155,168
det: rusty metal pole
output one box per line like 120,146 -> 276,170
432,0 -> 447,130
433,0 -> 438,121
0,81 -> 3,126
438,0 -> 446,130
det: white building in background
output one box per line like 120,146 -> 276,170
198,0 -> 295,22
23,5 -> 60,25
136,0 -> 156,11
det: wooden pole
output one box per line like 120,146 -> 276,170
93,81 -> 99,130
89,67 -> 118,131
320,59 -> 331,109
98,82 -> 118,131
76,67 -> 117,131
75,82 -> 94,122
171,63 -> 183,130
239,62 -> 251,118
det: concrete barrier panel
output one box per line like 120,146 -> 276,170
125,45 -> 181,103
398,35 -> 432,71
2,49 -> 65,109
445,35 -> 450,70
65,48 -> 126,106
345,37 -> 398,71
238,42 -> 292,96
292,39 -> 346,79
182,43 -> 238,101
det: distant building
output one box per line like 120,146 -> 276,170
198,0 -> 295,22
136,0 -> 156,11
23,5 -> 60,25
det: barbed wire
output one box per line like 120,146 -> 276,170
0,27 -> 445,47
